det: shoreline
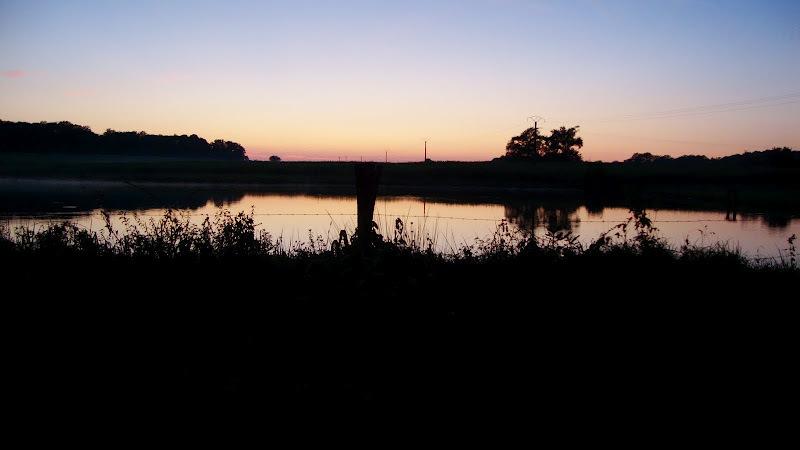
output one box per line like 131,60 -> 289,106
1,175 -> 798,216
0,175 -> 581,194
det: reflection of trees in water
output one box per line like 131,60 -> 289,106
209,193 -> 246,208
0,181 -> 248,214
504,202 -> 581,233
505,202 -> 797,234
740,213 -> 795,230
584,201 -> 605,217
92,188 -> 247,211
762,214 -> 791,229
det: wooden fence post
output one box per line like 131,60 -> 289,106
355,162 -> 382,248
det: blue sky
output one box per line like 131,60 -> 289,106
1,0 -> 798,160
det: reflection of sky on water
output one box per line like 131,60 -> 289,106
3,192 -> 798,260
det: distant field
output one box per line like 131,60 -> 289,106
2,152 -> 799,210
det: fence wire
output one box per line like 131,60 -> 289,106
1,210 -> 796,264
0,210 -> 786,224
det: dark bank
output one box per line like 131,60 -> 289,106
4,197 -> 797,417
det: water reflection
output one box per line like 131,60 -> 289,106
504,201 -> 581,233
0,178 -> 248,213
754,213 -> 793,229
1,179 -> 798,259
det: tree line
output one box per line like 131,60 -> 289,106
625,147 -> 799,167
501,123 -> 797,167
0,120 -> 248,160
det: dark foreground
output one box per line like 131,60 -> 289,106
3,213 -> 797,432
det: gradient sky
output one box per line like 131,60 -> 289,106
1,0 -> 798,161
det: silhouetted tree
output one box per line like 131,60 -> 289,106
269,155 -> 281,162
543,126 -> 583,161
626,152 -> 673,164
504,125 -> 584,161
505,127 -> 547,159
210,139 -> 247,160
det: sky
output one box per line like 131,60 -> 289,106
1,0 -> 798,161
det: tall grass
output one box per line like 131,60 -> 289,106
1,208 -> 796,272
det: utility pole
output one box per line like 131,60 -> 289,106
527,115 -> 545,157
424,140 -> 427,162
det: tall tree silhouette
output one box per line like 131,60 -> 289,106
505,125 -> 583,161
505,127 -> 547,159
544,126 -> 583,161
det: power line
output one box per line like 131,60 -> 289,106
619,91 -> 800,118
545,90 -> 800,125
596,100 -> 800,123
590,91 -> 800,123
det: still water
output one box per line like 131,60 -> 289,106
1,180 -> 798,259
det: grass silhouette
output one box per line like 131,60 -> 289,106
2,209 -> 796,416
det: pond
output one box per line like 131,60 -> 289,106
1,179 -> 798,260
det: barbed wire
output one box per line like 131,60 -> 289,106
0,211 -> 790,224
2,212 -> 794,264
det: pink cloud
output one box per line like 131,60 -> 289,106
2,70 -> 27,79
